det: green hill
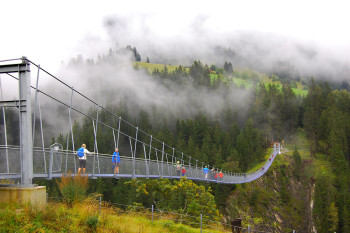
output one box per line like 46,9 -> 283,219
135,62 -> 308,96
135,62 -> 189,73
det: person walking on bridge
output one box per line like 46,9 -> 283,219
181,165 -> 186,177
202,166 -> 210,179
77,144 -> 93,174
218,171 -> 223,180
175,161 -> 181,176
112,148 -> 120,175
211,167 -> 216,180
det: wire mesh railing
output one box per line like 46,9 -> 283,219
0,144 -> 279,184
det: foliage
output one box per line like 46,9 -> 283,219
0,179 -> 14,184
292,148 -> 302,179
0,201 -> 225,233
127,178 -> 222,224
225,155 -> 310,232
85,215 -> 99,231
56,171 -> 89,205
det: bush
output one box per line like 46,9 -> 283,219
85,216 -> 99,231
56,171 -> 88,205
0,179 -> 14,184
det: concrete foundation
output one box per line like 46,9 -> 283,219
0,185 -> 46,209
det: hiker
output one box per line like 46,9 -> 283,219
211,167 -> 216,179
77,144 -> 93,174
181,166 -> 186,177
175,161 -> 181,176
112,148 -> 120,175
219,171 -> 223,180
202,166 -> 210,179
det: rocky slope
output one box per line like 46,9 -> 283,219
223,150 -> 315,232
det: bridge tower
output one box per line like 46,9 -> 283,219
0,57 -> 33,186
0,57 -> 45,208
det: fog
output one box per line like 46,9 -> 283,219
30,12 -> 350,137
52,53 -> 251,126
1,5 -> 350,141
102,15 -> 349,83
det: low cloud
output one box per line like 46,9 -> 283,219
100,15 -> 349,83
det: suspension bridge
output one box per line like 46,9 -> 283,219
0,57 -> 280,186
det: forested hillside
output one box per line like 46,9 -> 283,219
1,47 -> 350,232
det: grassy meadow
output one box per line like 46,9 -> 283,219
135,61 -> 308,96
0,198 -> 226,233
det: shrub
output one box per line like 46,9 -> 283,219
56,171 -> 88,205
0,179 -> 14,184
85,216 -> 99,231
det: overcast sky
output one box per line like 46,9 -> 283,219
1,0 -> 349,73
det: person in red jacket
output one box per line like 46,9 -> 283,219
218,171 -> 223,180
181,166 -> 186,177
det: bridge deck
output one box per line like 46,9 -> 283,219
0,145 -> 280,184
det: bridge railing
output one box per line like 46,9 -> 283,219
0,144 -> 280,184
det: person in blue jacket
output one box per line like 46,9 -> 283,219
112,148 -> 120,175
202,166 -> 210,179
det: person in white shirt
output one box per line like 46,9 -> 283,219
77,144 -> 93,174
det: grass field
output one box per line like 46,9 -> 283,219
292,88 -> 308,96
135,62 -> 189,73
0,200 -> 226,233
136,62 -> 308,96
232,77 -> 254,89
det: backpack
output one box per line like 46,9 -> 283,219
77,148 -> 85,157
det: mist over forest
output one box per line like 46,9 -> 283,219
101,15 -> 350,83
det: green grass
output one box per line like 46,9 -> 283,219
210,73 -> 218,81
291,88 -> 308,96
135,62 -> 189,73
281,129 -> 335,180
232,77 -> 254,89
210,73 -> 254,89
0,200 -> 226,233
136,62 -> 308,95
261,76 -> 308,96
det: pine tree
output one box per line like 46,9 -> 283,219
187,136 -> 196,159
304,79 -> 322,157
313,174 -> 332,233
328,202 -> 339,233
292,148 -> 302,179
200,133 -> 212,164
